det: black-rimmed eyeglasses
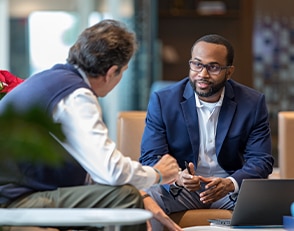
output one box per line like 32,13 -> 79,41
189,60 -> 230,75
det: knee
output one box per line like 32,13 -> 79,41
118,185 -> 144,209
78,184 -> 144,209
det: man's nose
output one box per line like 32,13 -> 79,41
198,66 -> 210,77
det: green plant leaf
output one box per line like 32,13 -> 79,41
0,105 -> 67,165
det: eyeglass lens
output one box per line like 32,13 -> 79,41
189,61 -> 223,74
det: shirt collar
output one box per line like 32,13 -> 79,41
195,87 -> 225,108
74,65 -> 91,88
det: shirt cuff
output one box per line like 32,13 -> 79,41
173,181 -> 184,188
227,176 -> 239,193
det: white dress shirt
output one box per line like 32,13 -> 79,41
195,88 -> 239,193
51,69 -> 156,190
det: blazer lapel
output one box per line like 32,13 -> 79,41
215,82 -> 237,156
181,82 -> 200,158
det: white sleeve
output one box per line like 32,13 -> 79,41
227,176 -> 239,193
52,88 -> 156,189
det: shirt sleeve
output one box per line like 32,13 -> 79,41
52,88 -> 156,189
227,176 -> 239,193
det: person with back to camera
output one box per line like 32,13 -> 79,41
140,34 -> 274,230
0,19 -> 183,231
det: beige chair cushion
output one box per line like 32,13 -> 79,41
167,209 -> 232,229
278,112 -> 294,178
116,111 -> 146,160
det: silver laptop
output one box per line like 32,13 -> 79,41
209,179 -> 294,228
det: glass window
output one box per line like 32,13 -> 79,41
29,11 -> 78,74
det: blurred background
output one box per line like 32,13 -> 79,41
1,0 -> 294,166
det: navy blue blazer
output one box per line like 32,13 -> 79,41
140,78 -> 274,188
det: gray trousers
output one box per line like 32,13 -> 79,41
145,184 -> 236,231
2,184 -> 147,231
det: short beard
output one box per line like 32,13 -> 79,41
189,77 -> 227,98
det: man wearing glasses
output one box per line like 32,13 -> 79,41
140,34 -> 274,230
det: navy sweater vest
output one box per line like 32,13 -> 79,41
0,64 -> 94,204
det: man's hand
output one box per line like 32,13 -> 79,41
198,176 -> 235,204
153,154 -> 180,184
176,162 -> 202,192
140,191 -> 183,231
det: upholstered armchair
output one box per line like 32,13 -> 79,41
278,111 -> 294,178
116,111 -> 232,229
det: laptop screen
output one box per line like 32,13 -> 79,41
229,179 -> 294,226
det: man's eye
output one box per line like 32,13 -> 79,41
195,62 -> 203,67
208,65 -> 219,70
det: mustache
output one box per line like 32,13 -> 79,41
195,79 -> 212,84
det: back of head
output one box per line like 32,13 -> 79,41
192,34 -> 234,66
67,19 -> 137,77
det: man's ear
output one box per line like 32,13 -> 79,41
226,65 -> 235,80
105,65 -> 119,82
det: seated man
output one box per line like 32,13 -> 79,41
0,19 -> 182,231
140,34 -> 274,230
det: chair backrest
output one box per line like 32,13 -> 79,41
116,111 -> 147,161
278,111 -> 294,178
